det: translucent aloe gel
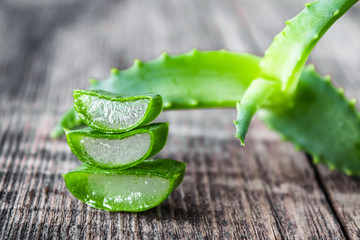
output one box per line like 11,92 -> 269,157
74,90 -> 163,133
63,159 -> 186,212
65,123 -> 169,169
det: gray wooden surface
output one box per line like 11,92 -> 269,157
0,0 -> 360,239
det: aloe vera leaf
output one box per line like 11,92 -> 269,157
260,0 -> 358,93
50,51 -> 261,138
63,159 -> 186,212
234,78 -> 280,145
65,122 -> 169,169
93,50 -> 260,109
233,0 -> 357,144
260,65 -> 360,176
73,90 -> 163,133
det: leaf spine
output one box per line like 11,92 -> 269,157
219,49 -> 227,54
294,144 -> 302,151
163,102 -> 172,108
328,163 -> 337,170
134,59 -> 143,67
337,87 -> 344,96
304,1 -> 315,9
89,78 -> 99,85
280,134 -> 288,141
343,168 -> 353,176
191,48 -> 199,56
161,52 -> 169,60
111,68 -> 120,75
312,155 -> 321,164
323,75 -> 331,83
188,99 -> 199,106
307,64 -> 316,72
349,98 -> 356,108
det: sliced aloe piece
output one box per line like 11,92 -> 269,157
74,90 -> 163,133
63,159 -> 186,212
65,122 -> 168,169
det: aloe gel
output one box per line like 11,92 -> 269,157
63,159 -> 186,212
65,123 -> 168,169
74,90 -> 163,133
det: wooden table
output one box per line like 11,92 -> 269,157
1,0 -> 360,239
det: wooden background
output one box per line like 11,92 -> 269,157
1,0 -> 360,239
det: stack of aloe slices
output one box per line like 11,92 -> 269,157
63,90 -> 186,212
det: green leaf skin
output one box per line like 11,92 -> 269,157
74,90 -> 163,133
65,123 -> 169,169
260,65 -> 360,177
63,159 -> 186,212
92,50 -> 261,109
234,78 -> 279,145
234,0 -> 358,144
51,50 -> 261,138
260,0 -> 358,93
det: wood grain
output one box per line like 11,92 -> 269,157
0,0 -> 359,238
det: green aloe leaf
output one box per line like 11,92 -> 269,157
234,78 -> 279,145
50,50 -> 261,138
260,0 -> 358,93
234,0 -> 358,144
93,50 -> 260,109
74,90 -> 163,133
65,123 -> 169,169
63,159 -> 186,212
260,65 -> 360,176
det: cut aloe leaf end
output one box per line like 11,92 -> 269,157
74,90 -> 163,133
65,122 -> 169,169
63,159 -> 186,212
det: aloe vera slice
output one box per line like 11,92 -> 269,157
65,122 -> 168,169
74,90 -> 163,133
63,159 -> 186,212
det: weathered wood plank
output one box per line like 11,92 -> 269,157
0,106 -> 346,239
0,0 -> 359,238
316,165 -> 360,239
312,6 -> 360,238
